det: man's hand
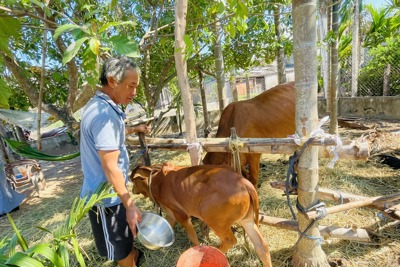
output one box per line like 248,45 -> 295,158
126,124 -> 151,135
126,204 -> 142,238
136,123 -> 151,134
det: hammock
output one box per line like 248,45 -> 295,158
3,138 -> 80,161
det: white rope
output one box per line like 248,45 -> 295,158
293,116 -> 342,169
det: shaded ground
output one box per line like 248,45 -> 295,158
1,118 -> 400,267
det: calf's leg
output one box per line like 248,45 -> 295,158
174,213 -> 200,246
164,208 -> 177,228
208,224 -> 237,253
239,220 -> 272,267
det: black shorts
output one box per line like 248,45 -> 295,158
88,203 -> 133,261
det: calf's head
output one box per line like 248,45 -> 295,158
129,164 -> 162,198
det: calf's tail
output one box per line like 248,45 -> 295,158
245,180 -> 260,226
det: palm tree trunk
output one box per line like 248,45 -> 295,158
292,0 -> 329,265
329,0 -> 340,134
318,0 -> 329,98
351,0 -> 360,97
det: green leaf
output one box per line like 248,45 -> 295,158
6,214 -> 28,252
8,234 -> 18,256
110,0 -> 118,9
0,80 -> 12,108
58,243 -> 70,267
0,254 -> 9,264
5,252 -> 45,267
108,36 -> 140,58
71,238 -> 85,267
98,21 -> 137,33
88,38 -> 100,55
53,24 -> 82,41
0,17 -> 21,38
29,0 -> 42,7
237,1 -> 248,18
227,23 -> 236,38
183,34 -> 193,58
0,17 -> 21,57
62,37 -> 89,65
0,37 -> 12,58
218,2 -> 225,13
26,244 -> 64,267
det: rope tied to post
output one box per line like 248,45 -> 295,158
285,136 -> 317,220
228,139 -> 244,153
295,200 -> 327,246
285,116 -> 342,219
229,129 -> 244,173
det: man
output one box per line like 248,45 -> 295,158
80,56 -> 149,267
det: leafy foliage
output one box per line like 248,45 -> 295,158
0,183 -> 115,267
358,37 -> 400,96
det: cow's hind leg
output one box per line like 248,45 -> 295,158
238,220 -> 272,267
174,212 -> 200,246
247,154 -> 261,188
208,224 -> 237,253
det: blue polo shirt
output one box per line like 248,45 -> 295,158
80,91 -> 129,207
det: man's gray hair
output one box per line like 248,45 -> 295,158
100,56 -> 141,85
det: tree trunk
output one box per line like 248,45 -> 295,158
230,69 -> 238,102
2,54 -> 77,131
199,70 -> 210,138
326,2 -> 332,110
292,0 -> 329,266
329,0 -> 340,134
213,12 -> 227,112
143,48 -> 153,115
318,0 -> 329,98
383,64 -> 391,96
245,73 -> 251,100
174,0 -> 201,166
274,5 -> 287,84
351,0 -> 360,97
37,11 -> 48,151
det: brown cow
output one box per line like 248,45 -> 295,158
130,162 -> 272,267
203,82 -> 296,187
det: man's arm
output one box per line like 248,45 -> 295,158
98,149 -> 141,237
125,123 -> 150,135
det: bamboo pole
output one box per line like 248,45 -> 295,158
258,215 -> 370,242
385,204 -> 400,220
270,181 -> 400,220
305,192 -> 400,220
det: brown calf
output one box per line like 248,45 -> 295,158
130,162 -> 272,267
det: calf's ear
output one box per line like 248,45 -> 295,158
132,167 -> 151,180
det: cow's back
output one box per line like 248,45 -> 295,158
203,82 -> 296,186
156,164 -> 250,209
215,82 -> 296,138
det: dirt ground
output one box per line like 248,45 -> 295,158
1,117 -> 400,267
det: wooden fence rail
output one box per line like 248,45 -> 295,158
126,135 -> 370,160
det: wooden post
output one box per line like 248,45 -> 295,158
138,132 -> 151,166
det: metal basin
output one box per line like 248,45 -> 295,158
137,212 -> 175,250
